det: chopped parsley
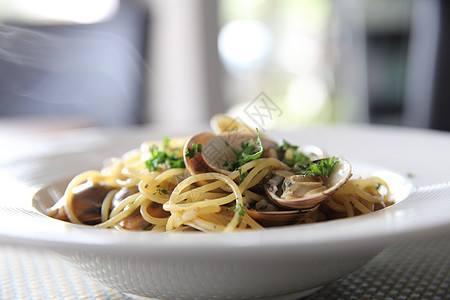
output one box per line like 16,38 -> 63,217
275,140 -> 298,151
153,188 -> 168,195
233,203 -> 246,220
145,138 -> 185,171
276,140 -> 310,167
185,143 -> 202,159
223,129 -> 264,171
284,151 -> 310,168
162,136 -> 170,149
238,167 -> 249,183
293,157 -> 339,178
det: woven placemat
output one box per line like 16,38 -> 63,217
306,234 -> 450,300
1,233 -> 449,300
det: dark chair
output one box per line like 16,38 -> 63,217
403,0 -> 450,131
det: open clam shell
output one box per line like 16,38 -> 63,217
184,131 -> 278,176
246,208 -> 317,227
298,145 -> 327,161
265,158 -> 352,210
183,132 -> 216,176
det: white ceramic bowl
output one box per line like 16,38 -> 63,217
0,125 -> 449,299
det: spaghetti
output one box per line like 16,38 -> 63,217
47,120 -> 393,232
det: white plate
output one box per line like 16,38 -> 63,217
0,124 -> 449,299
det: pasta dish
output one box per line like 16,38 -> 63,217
47,115 -> 392,232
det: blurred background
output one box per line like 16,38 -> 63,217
0,0 -> 448,137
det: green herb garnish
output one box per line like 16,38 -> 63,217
185,143 -> 202,159
293,157 -> 339,177
275,140 -> 298,151
145,138 -> 185,171
223,129 -> 264,171
153,188 -> 168,195
284,151 -> 310,167
162,136 -> 170,150
238,167 -> 249,183
275,140 -> 310,167
233,203 -> 246,220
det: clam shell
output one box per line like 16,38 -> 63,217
265,158 -> 352,210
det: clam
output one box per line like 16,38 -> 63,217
50,182 -> 113,225
297,145 -> 326,161
265,158 -> 352,210
246,209 -> 306,227
244,197 -> 320,227
184,131 -> 277,176
246,206 -> 319,227
183,132 -> 216,176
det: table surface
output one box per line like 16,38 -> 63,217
0,118 -> 449,299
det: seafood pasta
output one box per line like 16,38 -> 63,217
47,115 -> 393,232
